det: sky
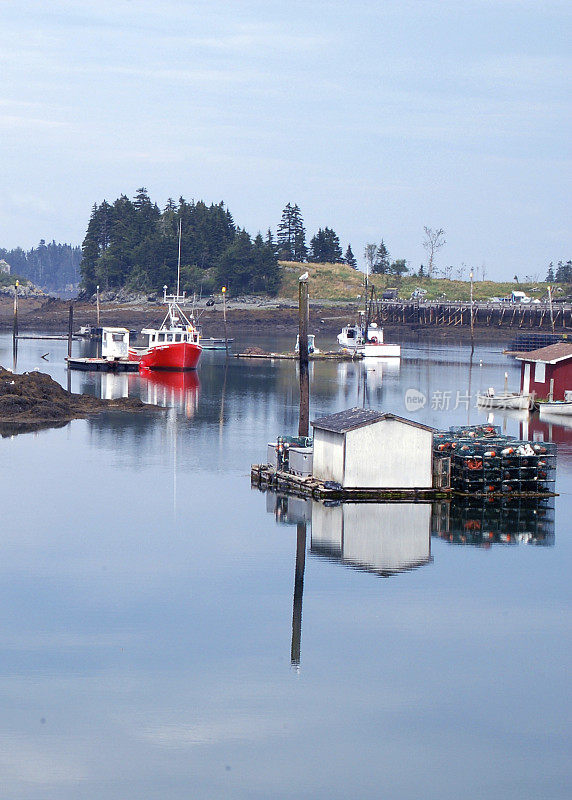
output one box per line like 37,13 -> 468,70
0,0 -> 570,279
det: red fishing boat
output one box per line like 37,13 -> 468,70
128,289 -> 202,370
129,223 -> 202,371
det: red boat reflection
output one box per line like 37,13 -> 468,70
139,368 -> 200,418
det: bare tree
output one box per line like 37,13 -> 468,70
481,263 -> 487,282
423,227 -> 446,277
363,244 -> 377,275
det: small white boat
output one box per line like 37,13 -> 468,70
477,388 -> 532,411
337,322 -> 400,358
538,399 -> 572,417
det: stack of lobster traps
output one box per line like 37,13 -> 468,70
434,425 -> 556,497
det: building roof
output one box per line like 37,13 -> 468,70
514,342 -> 572,365
312,408 -> 435,434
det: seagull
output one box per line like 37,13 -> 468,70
299,271 -> 309,282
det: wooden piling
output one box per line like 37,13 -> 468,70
298,276 -> 309,438
67,303 -> 73,358
13,280 -> 18,342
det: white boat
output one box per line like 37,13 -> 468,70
477,389 -> 532,411
337,322 -> 400,358
538,400 -> 572,417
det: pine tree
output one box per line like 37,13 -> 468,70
309,227 -> 343,263
345,244 -> 357,269
546,263 -> 555,282
277,203 -> 306,261
372,240 -> 390,274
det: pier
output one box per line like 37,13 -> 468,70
368,300 -> 572,331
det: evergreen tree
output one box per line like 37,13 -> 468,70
309,227 -> 343,263
555,260 -> 572,283
372,240 -> 390,274
345,244 -> 357,269
546,263 -> 555,282
277,203 -> 306,261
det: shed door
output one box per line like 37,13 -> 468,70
523,363 -> 531,394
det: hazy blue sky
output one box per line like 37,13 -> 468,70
1,0 -> 570,278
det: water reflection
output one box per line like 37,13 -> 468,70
139,370 -> 200,418
432,499 -> 555,547
311,501 -> 432,576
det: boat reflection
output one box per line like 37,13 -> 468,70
139,370 -> 200,418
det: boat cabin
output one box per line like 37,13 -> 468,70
101,327 -> 130,360
515,343 -> 572,401
141,327 -> 200,346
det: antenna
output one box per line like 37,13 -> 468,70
177,218 -> 182,298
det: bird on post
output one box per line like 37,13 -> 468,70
299,272 -> 309,282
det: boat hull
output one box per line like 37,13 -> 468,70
538,401 -> 572,417
477,393 -> 532,410
129,342 -> 202,370
361,343 -> 401,358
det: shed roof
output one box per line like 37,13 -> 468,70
312,408 -> 435,435
514,343 -> 572,364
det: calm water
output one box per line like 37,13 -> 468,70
0,330 -> 570,799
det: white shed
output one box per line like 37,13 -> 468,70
311,408 -> 434,489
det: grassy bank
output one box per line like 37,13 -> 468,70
278,261 -> 561,303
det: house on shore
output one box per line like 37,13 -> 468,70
515,343 -> 572,401
0,259 -> 11,275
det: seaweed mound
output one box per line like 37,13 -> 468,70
0,366 -> 153,423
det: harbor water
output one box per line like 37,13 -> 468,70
0,330 -> 570,799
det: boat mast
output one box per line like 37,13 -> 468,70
177,218 -> 182,299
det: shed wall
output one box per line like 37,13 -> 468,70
343,419 -> 433,488
312,428 -> 345,484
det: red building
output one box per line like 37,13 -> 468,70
515,343 -> 572,401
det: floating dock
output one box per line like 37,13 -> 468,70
66,357 -> 139,372
236,350 -> 361,361
251,464 -> 451,501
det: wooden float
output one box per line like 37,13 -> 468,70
66,357 -> 139,372
251,464 -> 451,501
236,350 -> 362,361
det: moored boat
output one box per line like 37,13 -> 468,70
128,290 -> 202,370
477,390 -> 533,410
537,398 -> 572,417
128,222 -> 202,371
337,321 -> 400,357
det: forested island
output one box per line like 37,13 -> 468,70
0,241 -> 81,292
1,188 -> 570,300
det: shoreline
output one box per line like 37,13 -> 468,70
0,297 -> 564,343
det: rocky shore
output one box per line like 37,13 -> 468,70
0,296 -> 526,341
0,366 -> 159,430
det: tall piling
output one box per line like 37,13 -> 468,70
67,303 -> 73,359
298,274 -> 309,438
12,280 -> 18,342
